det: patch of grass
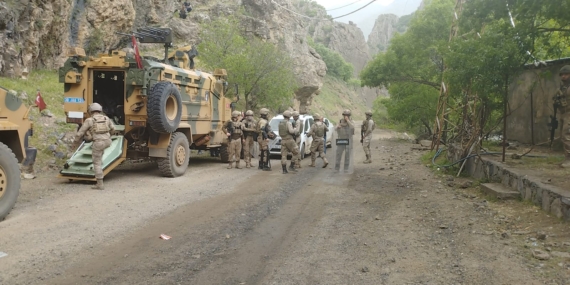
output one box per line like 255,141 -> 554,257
0,70 -> 76,169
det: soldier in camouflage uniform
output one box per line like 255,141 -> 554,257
224,110 -> 244,169
361,110 -> 376,164
292,110 -> 302,169
75,103 -> 115,189
307,113 -> 329,168
279,110 -> 300,174
335,109 -> 355,172
257,108 -> 273,171
558,65 -> 570,168
242,110 -> 258,168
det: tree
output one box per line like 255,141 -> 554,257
309,40 -> 354,81
198,16 -> 298,110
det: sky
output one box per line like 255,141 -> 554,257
313,0 -> 423,39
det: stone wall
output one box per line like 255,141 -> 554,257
466,157 -> 570,221
507,59 -> 570,145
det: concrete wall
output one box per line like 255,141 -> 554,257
507,60 -> 570,145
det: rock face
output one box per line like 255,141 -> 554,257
0,0 -> 326,114
241,0 -> 326,113
314,21 -> 370,75
368,14 -> 399,55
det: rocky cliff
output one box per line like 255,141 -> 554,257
367,14 -> 399,55
0,0 -> 326,112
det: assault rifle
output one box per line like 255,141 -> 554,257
360,128 -> 364,144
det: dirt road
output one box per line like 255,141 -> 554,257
1,130 -> 569,285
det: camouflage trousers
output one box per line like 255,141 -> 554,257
243,136 -> 255,164
310,137 -> 326,162
281,138 -> 300,165
92,139 -> 112,179
229,138 -> 242,163
563,109 -> 570,158
258,139 -> 269,163
363,134 -> 372,157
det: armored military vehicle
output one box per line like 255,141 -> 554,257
58,27 -> 235,180
0,86 -> 36,220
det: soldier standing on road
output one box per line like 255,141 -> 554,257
224,110 -> 244,169
75,103 -> 115,190
242,110 -> 258,168
361,110 -> 376,164
257,108 -> 273,171
279,110 -> 301,174
307,113 -> 329,168
558,65 -> 570,168
291,111 -> 302,169
335,109 -> 355,172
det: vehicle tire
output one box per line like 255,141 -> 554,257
0,142 -> 20,221
220,144 -> 230,163
148,81 -> 182,134
300,143 -> 305,160
157,132 -> 189,177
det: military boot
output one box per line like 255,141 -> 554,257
235,161 -> 243,169
263,162 -> 271,171
363,155 -> 372,164
282,164 -> 288,174
322,158 -> 329,168
227,162 -> 233,169
92,179 -> 104,190
245,162 -> 251,168
258,160 -> 263,169
288,163 -> 298,172
309,160 -> 316,167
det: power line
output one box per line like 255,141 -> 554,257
326,0 -> 366,11
332,0 -> 377,19
271,0 -> 320,20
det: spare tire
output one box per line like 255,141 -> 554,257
148,81 -> 182,133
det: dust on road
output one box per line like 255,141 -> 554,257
1,130 -> 569,285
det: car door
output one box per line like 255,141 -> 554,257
304,118 -> 313,153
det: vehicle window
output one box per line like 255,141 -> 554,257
269,118 -> 294,132
324,119 -> 329,127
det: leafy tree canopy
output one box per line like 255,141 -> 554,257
198,16 -> 298,111
308,39 -> 354,81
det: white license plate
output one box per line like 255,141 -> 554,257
273,145 -> 281,149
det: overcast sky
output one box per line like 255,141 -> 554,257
313,0 -> 423,38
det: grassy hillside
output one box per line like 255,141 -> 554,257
0,70 -> 76,171
310,76 -> 376,122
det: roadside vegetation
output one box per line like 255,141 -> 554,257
361,0 -> 570,139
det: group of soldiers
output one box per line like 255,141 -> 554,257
222,108 -> 376,174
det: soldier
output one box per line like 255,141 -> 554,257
291,110 -> 302,169
279,110 -> 301,174
361,110 -> 376,164
257,108 -> 273,171
224,110 -> 244,169
242,110 -> 258,168
335,109 -> 355,172
75,103 -> 115,189
307,113 -> 329,168
558,65 -> 570,168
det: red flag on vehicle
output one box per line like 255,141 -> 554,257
35,90 -> 46,112
131,35 -> 143,69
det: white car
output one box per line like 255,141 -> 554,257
268,114 -> 314,159
323,117 -> 334,148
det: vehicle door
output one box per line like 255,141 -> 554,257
304,118 -> 313,153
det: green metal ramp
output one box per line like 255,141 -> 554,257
59,135 -> 125,180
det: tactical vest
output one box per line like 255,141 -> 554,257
313,122 -> 325,138
92,114 -> 110,134
279,120 -> 293,140
257,118 -> 267,133
337,119 -> 354,140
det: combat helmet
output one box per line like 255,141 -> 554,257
342,109 -> 351,116
283,110 -> 292,118
365,110 -> 373,116
231,110 -> 240,118
313,113 -> 321,120
89,103 -> 103,113
259,108 -> 269,116
292,111 -> 300,117
560,65 -> 570,76
245,110 -> 254,116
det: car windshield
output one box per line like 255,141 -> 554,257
269,117 -> 294,133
